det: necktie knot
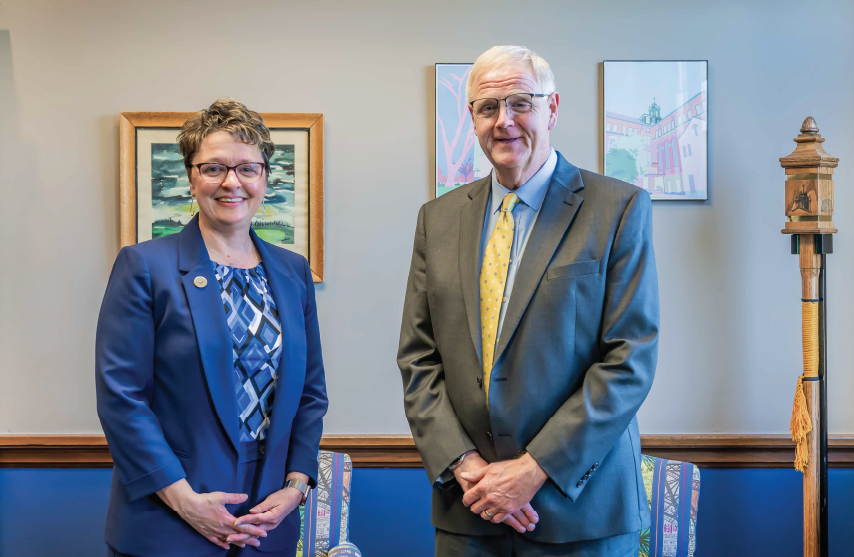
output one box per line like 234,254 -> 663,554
502,192 -> 519,214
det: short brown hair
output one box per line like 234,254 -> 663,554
177,98 -> 275,172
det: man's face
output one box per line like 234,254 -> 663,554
469,61 -> 558,176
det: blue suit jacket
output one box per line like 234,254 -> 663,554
96,217 -> 328,555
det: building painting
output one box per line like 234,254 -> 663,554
605,91 -> 707,199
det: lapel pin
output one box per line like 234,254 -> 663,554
193,276 -> 208,288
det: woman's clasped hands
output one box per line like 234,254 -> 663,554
157,478 -> 303,549
229,486 -> 305,546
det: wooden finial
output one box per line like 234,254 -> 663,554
781,117 -> 838,235
800,117 -> 819,135
780,117 -> 838,169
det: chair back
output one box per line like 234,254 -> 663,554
297,451 -> 354,557
639,454 -> 700,557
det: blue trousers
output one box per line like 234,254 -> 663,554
107,547 -> 292,557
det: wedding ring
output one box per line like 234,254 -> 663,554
484,510 -> 493,518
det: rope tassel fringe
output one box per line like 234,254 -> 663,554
790,375 -> 812,473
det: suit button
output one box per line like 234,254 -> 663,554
486,431 -> 493,441
260,446 -> 265,455
576,480 -> 584,488
477,376 -> 483,388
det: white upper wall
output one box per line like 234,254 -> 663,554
1,0 -> 852,435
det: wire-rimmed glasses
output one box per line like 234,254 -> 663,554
469,93 -> 549,120
189,162 -> 267,185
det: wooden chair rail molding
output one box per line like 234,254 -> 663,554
3,434 -> 854,468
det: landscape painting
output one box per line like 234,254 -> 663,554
149,143 -> 191,238
604,61 -> 708,200
121,112 -> 324,280
149,142 -> 296,244
435,63 -> 492,198
133,124 -> 309,262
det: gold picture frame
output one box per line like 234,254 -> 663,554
119,111 -> 324,282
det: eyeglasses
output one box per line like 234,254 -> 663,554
469,93 -> 549,120
189,162 -> 267,185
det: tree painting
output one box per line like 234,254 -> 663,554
458,152 -> 474,183
605,148 -> 639,184
436,64 -> 491,197
605,133 -> 649,187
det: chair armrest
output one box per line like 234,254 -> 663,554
328,542 -> 362,557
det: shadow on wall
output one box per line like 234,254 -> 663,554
0,29 -> 35,235
0,30 -> 16,153
425,65 -> 436,201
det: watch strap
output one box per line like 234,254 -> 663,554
285,479 -> 310,505
449,450 -> 474,471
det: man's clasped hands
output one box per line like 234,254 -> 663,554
455,451 -> 548,533
157,473 -> 308,549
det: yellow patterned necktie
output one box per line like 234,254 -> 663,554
480,192 -> 519,404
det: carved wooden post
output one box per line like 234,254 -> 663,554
781,117 -> 837,557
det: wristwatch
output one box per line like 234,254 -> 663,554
449,450 -> 475,471
285,479 -> 310,506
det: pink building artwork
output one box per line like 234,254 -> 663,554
604,61 -> 708,200
435,63 -> 492,197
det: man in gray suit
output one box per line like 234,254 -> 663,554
397,45 -> 658,556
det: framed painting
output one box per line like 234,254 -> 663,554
603,60 -> 708,200
435,63 -> 491,198
119,111 -> 324,281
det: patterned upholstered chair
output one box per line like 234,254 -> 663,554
296,451 -> 361,557
639,455 -> 701,557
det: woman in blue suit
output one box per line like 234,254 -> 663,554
96,98 -> 328,556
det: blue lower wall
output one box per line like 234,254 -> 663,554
3,467 -> 854,556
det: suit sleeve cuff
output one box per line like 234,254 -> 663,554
526,443 -> 582,502
287,452 -> 320,489
433,466 -> 457,491
123,459 -> 187,502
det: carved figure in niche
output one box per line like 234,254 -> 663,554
789,185 -> 812,213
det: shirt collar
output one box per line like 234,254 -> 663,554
490,148 -> 557,213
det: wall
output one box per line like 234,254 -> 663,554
4,466 -> 854,556
1,0 -> 853,436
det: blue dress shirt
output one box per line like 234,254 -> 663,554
479,148 -> 558,353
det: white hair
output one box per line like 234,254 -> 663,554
466,45 -> 556,102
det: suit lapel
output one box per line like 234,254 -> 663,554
493,156 -> 586,365
250,231 -> 303,454
178,217 -> 240,454
459,176 -> 492,364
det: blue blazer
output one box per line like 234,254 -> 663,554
96,216 -> 328,556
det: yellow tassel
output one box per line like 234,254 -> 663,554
802,302 -> 819,378
790,375 -> 812,472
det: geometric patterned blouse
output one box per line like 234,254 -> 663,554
214,263 -> 282,442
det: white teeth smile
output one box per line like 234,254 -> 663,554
216,198 -> 244,203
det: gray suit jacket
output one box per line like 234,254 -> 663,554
397,153 -> 659,543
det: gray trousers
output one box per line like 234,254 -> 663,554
435,529 -> 640,557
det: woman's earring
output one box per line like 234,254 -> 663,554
261,199 -> 267,217
190,195 -> 197,216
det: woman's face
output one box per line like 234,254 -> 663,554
188,130 -> 267,232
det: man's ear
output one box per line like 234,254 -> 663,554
548,92 -> 560,131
